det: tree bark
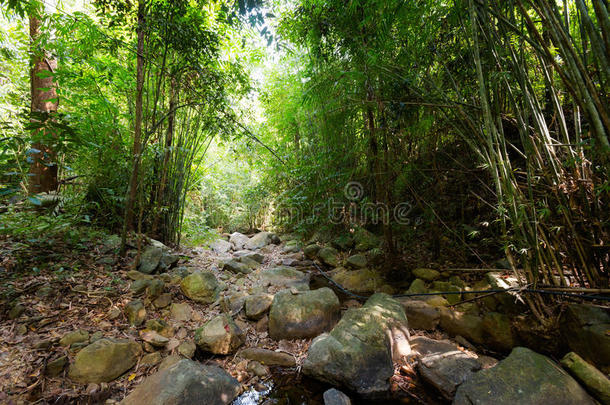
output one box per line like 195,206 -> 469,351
28,15 -> 59,194
121,0 -> 145,255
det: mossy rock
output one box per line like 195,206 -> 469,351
68,338 -> 141,383
180,271 -> 222,304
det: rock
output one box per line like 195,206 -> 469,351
304,244 -> 321,259
145,319 -> 174,338
68,338 -> 141,383
121,359 -> 240,405
345,254 -> 367,269
195,314 -> 245,355
140,330 -> 169,347
486,272 -> 524,313
146,279 -> 165,299
108,307 -> 121,320
412,268 -> 440,281
46,356 -> 68,377
303,293 -> 409,397
560,303 -> 610,373
323,388 -> 351,405
8,303 -> 25,319
178,341 -> 197,358
238,256 -> 261,270
352,228 -> 379,251
423,295 -> 450,307
329,267 -> 384,294
269,288 -> 340,340
170,302 -> 193,321
153,293 -> 172,309
221,292 -> 247,315
238,348 -> 296,366
439,308 -> 484,344
233,250 -> 264,263
245,232 -> 273,250
255,316 -> 268,333
260,266 -> 310,290
210,239 -> 232,254
158,253 -> 179,272
230,232 -> 250,250
561,352 -> 610,405
411,336 -> 481,400
401,300 -> 440,330
283,239 -> 301,253
60,330 -> 89,347
180,271 -> 222,304
245,294 -> 274,320
481,312 -> 515,352
127,269 -> 154,281
431,281 -> 462,305
223,260 -> 251,275
318,246 -> 339,267
125,300 -> 146,326
247,361 -> 269,377
141,352 -> 162,365
139,246 -> 164,274
454,347 -> 595,405
331,234 -> 354,251
130,279 -> 151,295
158,354 -> 182,371
406,278 -> 428,295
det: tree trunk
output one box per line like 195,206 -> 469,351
28,15 -> 59,194
121,0 -> 145,255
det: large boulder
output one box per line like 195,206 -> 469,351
245,232 -> 274,250
302,293 -> 409,397
318,246 -> 339,267
560,303 -> 610,373
229,232 -> 250,251
195,314 -> 245,355
180,271 -> 222,304
269,288 -> 341,340
453,347 -> 595,405
68,338 -> 141,383
121,359 -> 240,405
352,228 -> 380,251
209,239 -> 232,254
439,308 -> 484,344
138,246 -> 163,274
400,300 -> 440,330
329,268 -> 384,294
411,336 -> 481,400
260,266 -> 310,290
481,312 -> 516,352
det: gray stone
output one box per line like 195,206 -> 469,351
195,314 -> 245,355
303,293 -> 409,397
439,308 -> 484,344
481,312 -> 516,352
304,244 -> 321,259
411,336 -> 481,400
141,352 -> 163,366
345,254 -> 367,269
69,338 -> 141,383
401,300 -> 440,330
238,348 -> 296,366
46,356 -> 67,377
210,239 -> 232,254
260,266 -> 310,290
245,294 -> 274,320
121,359 -> 240,405
269,288 -> 340,340
560,303 -> 610,373
223,260 -> 251,275
158,253 -> 179,272
153,293 -> 172,309
60,330 -> 89,347
245,232 -> 273,250
454,347 -> 595,405
178,341 -> 197,358
406,278 -> 428,295
318,246 -> 339,267
283,239 -> 301,253
146,279 -> 165,300
170,302 -> 192,321
125,300 -> 146,326
329,267 -> 383,294
229,232 -> 250,250
130,279 -> 151,295
247,361 -> 269,377
238,256 -> 261,270
139,246 -> 163,274
323,388 -> 351,405
412,268 -> 440,281
180,271 -> 222,304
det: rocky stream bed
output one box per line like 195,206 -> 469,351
1,231 -> 609,404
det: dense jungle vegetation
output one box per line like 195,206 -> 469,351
0,0 -> 609,403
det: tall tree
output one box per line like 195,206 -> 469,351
28,9 -> 59,193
